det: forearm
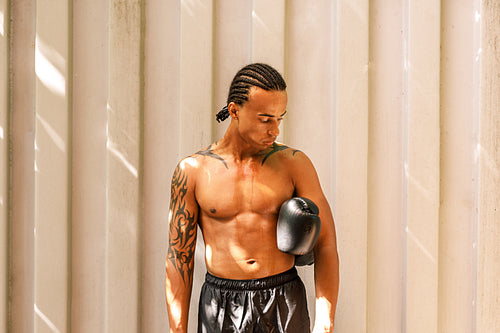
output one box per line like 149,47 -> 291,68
165,261 -> 193,333
313,244 -> 340,332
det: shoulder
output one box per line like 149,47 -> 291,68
175,155 -> 200,173
261,142 -> 298,164
171,151 -> 205,189
174,142 -> 217,172
172,141 -> 223,178
263,144 -> 321,187
261,142 -> 312,167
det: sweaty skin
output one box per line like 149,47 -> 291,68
196,141 -> 298,279
166,87 -> 339,333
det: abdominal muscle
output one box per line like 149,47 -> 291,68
199,212 -> 295,280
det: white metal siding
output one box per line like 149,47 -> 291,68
0,0 -> 498,332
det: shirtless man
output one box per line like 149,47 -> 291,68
166,63 -> 339,332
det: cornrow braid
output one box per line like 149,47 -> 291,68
216,63 -> 287,122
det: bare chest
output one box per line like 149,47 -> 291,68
195,163 -> 294,218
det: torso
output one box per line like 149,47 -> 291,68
192,142 -> 300,279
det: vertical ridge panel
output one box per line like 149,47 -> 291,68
334,0 -> 369,331
71,0 -> 109,331
142,0 -> 180,331
477,0 -> 500,331
106,0 -> 143,331
34,0 -> 70,331
251,0 -> 286,71
439,1 -> 476,331
179,0 -> 213,155
9,0 -> 36,331
405,0 -> 440,332
0,0 -> 9,328
367,1 -> 405,331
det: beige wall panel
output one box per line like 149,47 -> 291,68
285,0 -> 335,325
107,0 -> 143,331
439,1 -> 476,332
251,0 -> 286,142
251,0 -> 285,72
4,1 -> 500,332
367,1 -> 404,331
71,0 -> 109,331
477,1 -> 500,331
405,1 -> 440,332
9,0 -> 36,331
143,1 -> 180,331
34,1 -> 70,331
213,0 -> 253,140
0,0 -> 8,330
179,0 -> 213,155
285,0 -> 334,197
334,0 -> 369,331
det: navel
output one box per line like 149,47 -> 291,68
210,208 -> 216,214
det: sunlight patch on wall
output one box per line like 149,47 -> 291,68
181,0 -> 208,18
107,140 -> 138,178
405,226 -> 436,264
35,36 -> 66,97
404,162 -> 433,200
476,143 -> 499,178
0,10 -> 4,36
35,304 -> 61,333
252,10 -> 269,33
36,114 -> 66,152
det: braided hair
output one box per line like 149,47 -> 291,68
216,63 -> 287,122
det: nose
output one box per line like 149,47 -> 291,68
268,122 -> 280,137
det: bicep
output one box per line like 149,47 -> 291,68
292,153 -> 337,248
292,152 -> 328,211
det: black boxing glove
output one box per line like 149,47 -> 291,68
277,197 -> 321,266
294,251 -> 315,266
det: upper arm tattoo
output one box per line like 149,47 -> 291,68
167,164 -> 197,286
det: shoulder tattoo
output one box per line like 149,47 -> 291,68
196,144 -> 228,169
167,164 -> 197,286
261,143 -> 301,165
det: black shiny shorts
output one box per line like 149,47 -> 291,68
198,267 -> 310,333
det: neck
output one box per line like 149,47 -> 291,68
217,121 -> 266,161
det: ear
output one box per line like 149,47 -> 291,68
228,102 -> 239,120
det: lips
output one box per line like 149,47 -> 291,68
261,135 -> 276,147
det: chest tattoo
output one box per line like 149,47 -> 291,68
196,145 -> 229,169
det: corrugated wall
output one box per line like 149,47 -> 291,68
0,0 -> 498,332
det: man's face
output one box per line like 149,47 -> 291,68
233,87 -> 288,150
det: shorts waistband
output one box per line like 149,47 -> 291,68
205,267 -> 299,291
